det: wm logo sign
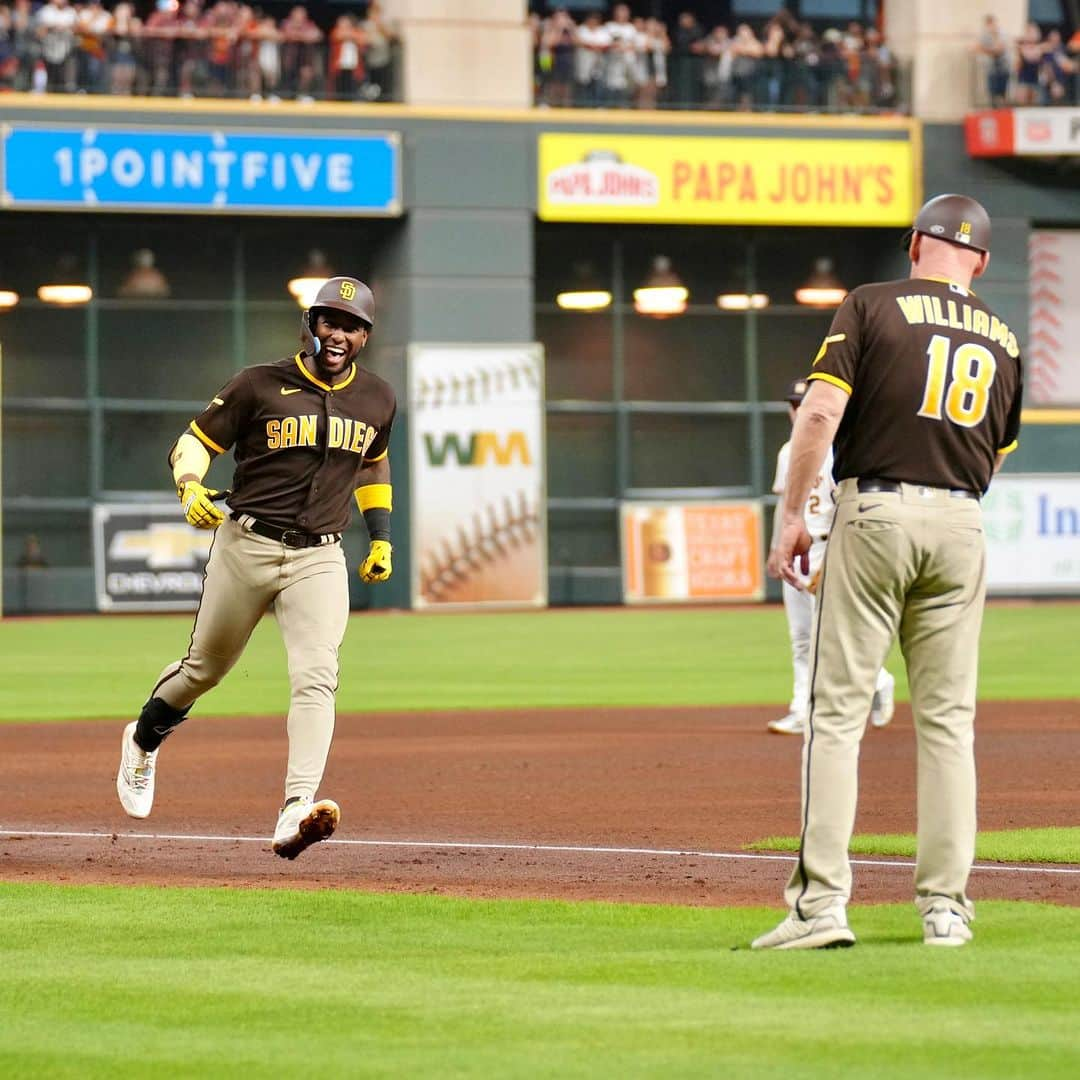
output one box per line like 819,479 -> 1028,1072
424,432 -> 532,467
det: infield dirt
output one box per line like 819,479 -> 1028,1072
1,702 -> 1077,906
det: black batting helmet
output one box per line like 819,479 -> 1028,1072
901,194 -> 991,254
300,276 -> 375,356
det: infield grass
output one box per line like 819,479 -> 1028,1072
1,602 -> 1078,723
1,883 -> 1078,1079
748,827 -> 1080,864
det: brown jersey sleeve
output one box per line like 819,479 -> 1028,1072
362,400 -> 397,464
807,292 -> 864,395
187,369 -> 255,455
999,357 -> 1023,453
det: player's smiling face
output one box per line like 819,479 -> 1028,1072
312,310 -> 369,380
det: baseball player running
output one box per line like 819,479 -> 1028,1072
116,277 -> 396,860
753,194 -> 1022,949
767,378 -> 895,735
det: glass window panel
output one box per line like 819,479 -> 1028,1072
3,509 -> 91,569
98,310 -> 235,398
2,411 -> 89,497
536,311 -> 613,401
757,310 -> 836,402
546,412 -> 615,498
0,307 -> 87,396
733,0 -> 784,14
624,313 -> 745,401
96,218 -> 233,300
1029,0 -> 1064,24
800,0 -> 864,17
104,409 -> 194,492
548,507 -> 619,569
245,306 -> 307,367
629,412 -> 749,489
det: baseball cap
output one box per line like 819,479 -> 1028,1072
786,378 -> 809,405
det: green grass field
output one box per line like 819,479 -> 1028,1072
1,603 -> 1077,1075
1,602 -> 1078,723
2,884 -> 1079,1079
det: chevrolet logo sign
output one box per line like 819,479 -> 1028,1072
109,524 -> 213,569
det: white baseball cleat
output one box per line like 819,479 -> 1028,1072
272,797 -> 340,860
923,901 -> 973,947
751,902 -> 856,950
870,672 -> 896,728
116,721 -> 158,819
768,712 -> 805,735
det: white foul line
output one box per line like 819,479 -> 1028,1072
1,828 -> 1078,877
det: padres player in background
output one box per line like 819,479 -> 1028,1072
116,277 -> 396,860
766,377 -> 895,736
753,194 -> 1023,949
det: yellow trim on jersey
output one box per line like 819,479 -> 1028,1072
294,353 -> 358,392
365,448 -> 389,464
998,440 -> 1018,455
807,372 -> 853,395
813,333 -> 846,365
355,483 -> 393,512
921,275 -> 977,297
190,421 -> 226,455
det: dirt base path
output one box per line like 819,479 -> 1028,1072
1,702 -> 1077,906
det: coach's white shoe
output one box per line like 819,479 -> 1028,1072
870,672 -> 896,729
923,901 -> 973,947
271,797 -> 340,860
752,902 -> 856,951
116,721 -> 158,819
767,712 -> 805,735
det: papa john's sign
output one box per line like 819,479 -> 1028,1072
538,129 -> 919,226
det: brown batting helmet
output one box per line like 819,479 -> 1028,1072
300,276 -> 375,356
901,194 -> 991,254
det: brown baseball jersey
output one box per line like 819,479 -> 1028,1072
186,353 -> 396,534
808,276 -> 1023,494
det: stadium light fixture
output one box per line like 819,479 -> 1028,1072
556,262 -> 612,312
634,255 -> 688,318
38,254 -> 92,306
795,257 -> 847,307
716,292 -> 769,311
288,249 -> 334,308
119,249 -> 171,299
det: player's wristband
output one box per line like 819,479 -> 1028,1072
355,482 -> 392,512
362,506 -> 391,542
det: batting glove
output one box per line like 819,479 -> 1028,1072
359,539 -> 393,583
178,480 -> 226,530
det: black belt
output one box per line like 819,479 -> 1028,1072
857,478 -> 979,501
232,513 -> 340,548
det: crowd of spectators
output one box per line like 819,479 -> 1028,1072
0,0 -> 398,100
975,15 -> 1080,108
532,4 -> 901,113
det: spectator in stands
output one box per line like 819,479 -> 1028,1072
574,9 -> 609,108
328,12 -> 364,101
1015,22 -> 1043,105
5,0 -> 36,91
1041,28 -> 1075,104
109,2 -> 141,94
36,0 -> 78,92
174,1 -> 208,98
702,23 -> 733,108
760,10 -> 795,108
143,0 -> 179,96
75,2 -> 113,94
788,22 -> 822,108
279,4 -> 322,101
603,3 -> 637,109
249,11 -> 282,100
540,7 -> 576,108
730,23 -> 762,110
635,16 -> 669,110
669,10 -> 704,108
360,0 -> 395,101
818,27 -> 847,108
975,14 -> 1011,107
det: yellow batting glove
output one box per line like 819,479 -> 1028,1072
359,540 -> 393,583
178,480 -> 226,530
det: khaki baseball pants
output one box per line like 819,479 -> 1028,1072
786,479 -> 986,922
152,517 -> 350,801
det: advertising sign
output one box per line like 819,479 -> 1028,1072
408,344 -> 547,610
621,502 -> 764,604
538,130 -> 918,225
93,502 -> 211,611
966,108 -> 1080,157
1028,231 -> 1080,405
983,475 -> 1080,595
1,125 -> 401,214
